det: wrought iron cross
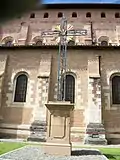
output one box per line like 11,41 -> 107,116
42,15 -> 87,101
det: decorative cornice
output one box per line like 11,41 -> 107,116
1,45 -> 120,50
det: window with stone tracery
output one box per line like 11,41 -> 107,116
62,74 -> 75,103
14,74 -> 28,102
112,75 -> 120,104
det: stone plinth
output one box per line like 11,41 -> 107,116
85,123 -> 107,145
27,120 -> 46,142
44,101 -> 74,156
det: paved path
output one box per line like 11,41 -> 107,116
1,138 -> 120,148
0,146 -> 108,160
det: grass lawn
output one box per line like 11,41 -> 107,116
99,148 -> 120,160
74,145 -> 120,160
0,142 -> 120,160
0,142 -> 27,155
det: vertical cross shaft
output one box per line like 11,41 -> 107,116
57,15 -> 67,101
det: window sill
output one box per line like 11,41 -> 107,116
10,102 -> 27,108
13,102 -> 26,104
111,104 -> 120,110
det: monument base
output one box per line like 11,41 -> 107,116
44,101 -> 74,156
44,142 -> 72,156
84,123 -> 107,145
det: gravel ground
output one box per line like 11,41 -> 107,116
0,146 -> 108,160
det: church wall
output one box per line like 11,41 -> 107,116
100,50 -> 120,144
0,49 -> 51,138
0,48 -> 120,143
1,9 -> 120,46
0,48 -> 90,141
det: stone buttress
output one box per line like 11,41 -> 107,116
28,53 -> 52,142
85,55 -> 107,144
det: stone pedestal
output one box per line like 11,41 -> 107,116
44,101 -> 74,156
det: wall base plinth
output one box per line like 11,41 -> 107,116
84,123 -> 107,145
27,120 -> 46,142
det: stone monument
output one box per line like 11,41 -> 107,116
44,101 -> 74,156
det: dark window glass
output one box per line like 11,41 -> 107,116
112,76 -> 120,104
86,12 -> 91,18
44,12 -> 49,18
58,12 -> 63,18
115,12 -> 120,18
35,40 -> 42,46
62,75 -> 75,103
101,12 -> 106,18
68,40 -> 75,46
72,12 -> 77,18
101,41 -> 108,46
30,13 -> 35,18
5,41 -> 13,46
14,74 -> 28,102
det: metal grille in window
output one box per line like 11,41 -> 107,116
62,75 -> 75,103
14,74 -> 28,102
112,76 -> 120,104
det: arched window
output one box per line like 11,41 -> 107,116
2,36 -> 14,46
72,12 -> 77,18
5,40 -> 13,46
44,12 -> 49,18
101,41 -> 108,46
101,12 -> 106,18
62,74 -> 75,103
58,12 -> 63,18
98,36 -> 109,46
115,12 -> 120,18
35,40 -> 42,46
14,74 -> 28,102
30,13 -> 35,18
112,75 -> 120,104
86,12 -> 91,18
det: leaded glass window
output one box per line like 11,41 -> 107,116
62,75 -> 75,103
112,76 -> 120,104
14,74 -> 28,102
